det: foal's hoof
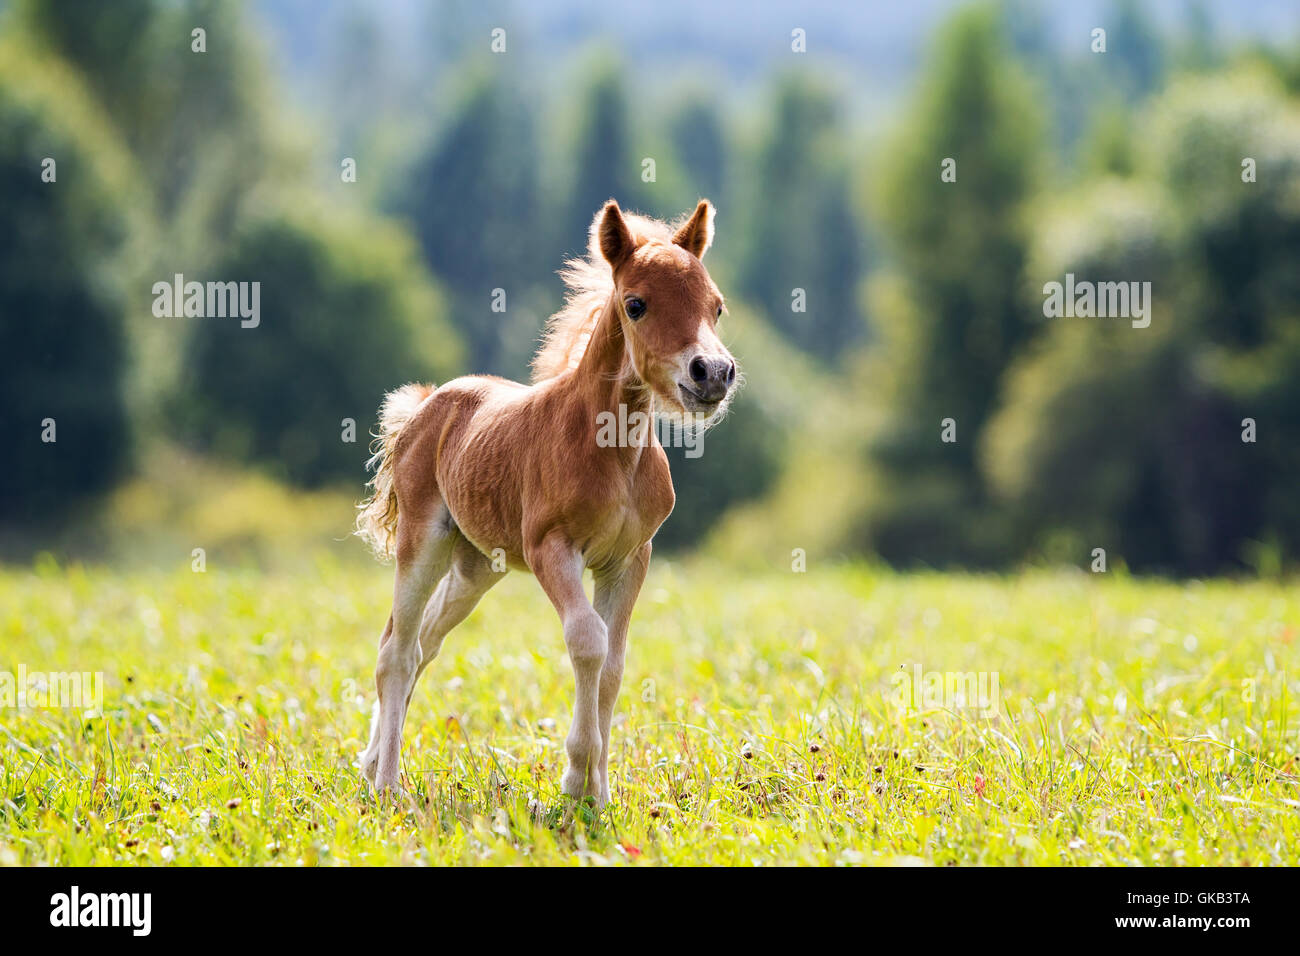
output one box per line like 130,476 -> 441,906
359,752 -> 379,787
369,779 -> 411,806
362,758 -> 409,804
562,767 -> 607,812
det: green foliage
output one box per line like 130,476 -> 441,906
178,204 -> 464,486
734,73 -> 865,361
20,0 -> 279,248
1106,0 -> 1166,102
560,55 -> 646,258
703,322 -> 874,568
0,41 -> 140,526
667,95 -> 729,206
856,4 -> 1044,566
1082,100 -> 1136,176
6,0 -> 1299,573
656,403 -> 782,552
983,70 -> 1300,572
653,307 -> 787,552
400,66 -> 541,374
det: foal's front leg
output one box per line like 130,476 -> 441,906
527,532 -> 609,806
592,542 -> 651,807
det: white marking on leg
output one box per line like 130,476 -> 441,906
528,534 -> 610,806
592,543 -> 650,806
561,606 -> 608,801
370,511 -> 454,794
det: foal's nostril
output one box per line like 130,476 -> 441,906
689,357 -> 709,383
726,361 -> 736,385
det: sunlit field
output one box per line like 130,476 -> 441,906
1,561 -> 1296,866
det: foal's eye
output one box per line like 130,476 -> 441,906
625,297 -> 646,320
716,305 -> 723,318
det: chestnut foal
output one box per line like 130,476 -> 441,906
356,199 -> 737,806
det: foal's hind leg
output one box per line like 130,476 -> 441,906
412,535 -> 502,688
363,507 -> 455,794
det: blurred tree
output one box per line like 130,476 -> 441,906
178,205 -> 464,486
735,74 -> 865,361
16,0 -> 157,133
667,94 -> 729,208
1173,0 -> 1219,73
1000,0 -> 1085,150
20,0 -> 317,444
655,308 -> 786,552
1255,44 -> 1300,96
855,4 -> 1044,566
20,0 -> 283,273
400,66 -> 541,374
0,42 -> 139,526
426,0 -> 504,76
982,69 -> 1300,573
1107,0 -> 1166,102
1082,99 -> 1136,176
560,56 -> 644,261
324,3 -> 393,154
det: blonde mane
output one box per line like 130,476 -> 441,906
531,207 -> 683,383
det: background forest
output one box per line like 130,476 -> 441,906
3,0 -> 1300,576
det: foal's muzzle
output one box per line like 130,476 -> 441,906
684,354 -> 736,404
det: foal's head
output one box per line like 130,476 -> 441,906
597,200 -> 737,423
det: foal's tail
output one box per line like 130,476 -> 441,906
355,382 -> 435,560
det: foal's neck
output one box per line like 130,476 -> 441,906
573,297 -> 650,416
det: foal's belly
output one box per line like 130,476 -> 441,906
427,377 -> 533,569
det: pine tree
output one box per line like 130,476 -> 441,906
0,42 -> 138,525
735,74 -> 864,361
857,5 -> 1044,566
403,67 -> 540,373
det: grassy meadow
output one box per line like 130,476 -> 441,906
0,559 -> 1296,866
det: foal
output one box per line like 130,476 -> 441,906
356,199 -> 737,806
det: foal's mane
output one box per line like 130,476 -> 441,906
531,207 -> 682,383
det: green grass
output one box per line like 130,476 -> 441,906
0,558 -> 1296,865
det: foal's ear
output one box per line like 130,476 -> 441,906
597,200 -> 635,268
672,199 -> 715,260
